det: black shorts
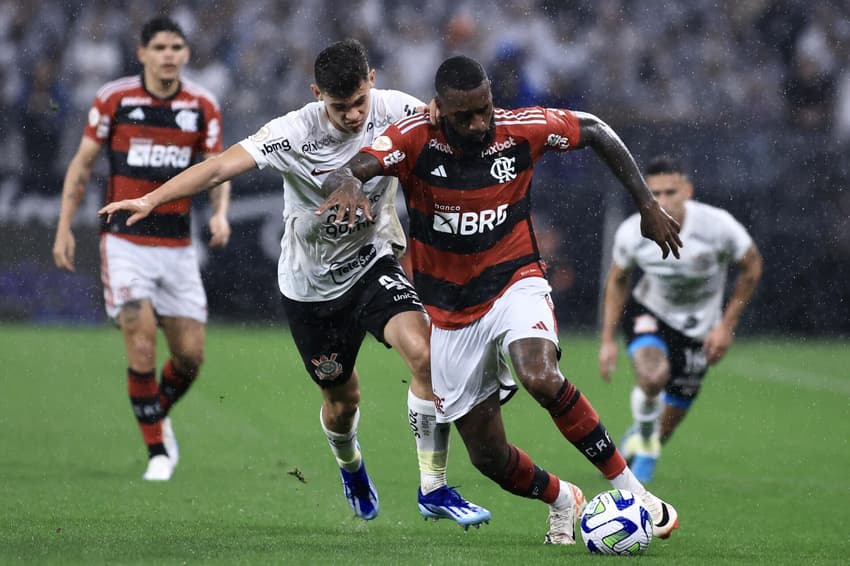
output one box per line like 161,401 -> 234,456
281,255 -> 426,388
621,299 -> 708,406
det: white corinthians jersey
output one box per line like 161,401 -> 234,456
613,200 -> 753,340
239,89 -> 421,301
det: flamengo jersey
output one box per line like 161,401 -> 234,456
361,106 -> 581,329
613,200 -> 753,340
238,88 -> 421,302
85,75 -> 223,247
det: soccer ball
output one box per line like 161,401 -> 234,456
579,489 -> 653,555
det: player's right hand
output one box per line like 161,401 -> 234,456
316,169 -> 373,229
598,340 -> 618,382
98,196 -> 154,226
52,230 -> 75,272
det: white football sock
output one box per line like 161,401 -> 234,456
408,389 -> 448,494
320,406 -> 362,472
610,466 -> 647,498
630,386 -> 662,440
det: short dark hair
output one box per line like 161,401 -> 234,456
645,155 -> 687,177
435,55 -> 488,96
140,16 -> 186,46
314,39 -> 371,99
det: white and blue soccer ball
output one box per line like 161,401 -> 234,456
579,489 -> 653,555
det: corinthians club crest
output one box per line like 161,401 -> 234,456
311,353 -> 343,381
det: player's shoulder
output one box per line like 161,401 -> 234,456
93,75 -> 142,103
494,106 -> 548,125
614,212 -> 644,242
255,102 -> 320,143
689,200 -> 739,224
389,111 -> 432,137
180,77 -> 221,109
371,87 -> 422,107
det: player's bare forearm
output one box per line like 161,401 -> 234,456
318,153 -> 384,225
721,244 -> 763,331
209,179 -> 231,216
601,265 -> 631,343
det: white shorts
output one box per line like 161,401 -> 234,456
430,277 -> 560,423
99,234 -> 208,323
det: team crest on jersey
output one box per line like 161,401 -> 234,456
311,353 -> 343,381
175,110 -> 199,132
490,156 -> 517,183
372,135 -> 393,151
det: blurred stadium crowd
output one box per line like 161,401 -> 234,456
1,0 -> 848,333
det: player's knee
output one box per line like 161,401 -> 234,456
519,368 -> 564,406
405,347 -> 431,385
172,350 -> 204,374
127,337 -> 156,367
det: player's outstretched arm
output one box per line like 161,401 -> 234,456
705,243 -> 764,364
573,111 -> 683,259
98,144 -> 255,226
317,152 -> 385,228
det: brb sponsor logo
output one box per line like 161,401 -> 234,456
127,138 -> 192,168
433,203 -> 508,236
330,244 -> 378,284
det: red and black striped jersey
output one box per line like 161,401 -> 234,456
84,75 -> 223,247
361,106 -> 581,329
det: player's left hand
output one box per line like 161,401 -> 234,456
208,212 -> 231,248
640,201 -> 682,259
704,322 -> 733,365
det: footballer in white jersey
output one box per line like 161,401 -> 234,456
238,88 -> 421,302
98,42 -> 494,525
612,200 -> 753,340
599,156 -> 762,484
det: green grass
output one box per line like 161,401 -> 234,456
0,324 -> 847,565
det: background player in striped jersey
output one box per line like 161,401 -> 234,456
52,17 -> 231,481
98,40 -> 490,526
599,155 -> 763,482
319,55 -> 683,545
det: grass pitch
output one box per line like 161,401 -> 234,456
1,324 -> 847,565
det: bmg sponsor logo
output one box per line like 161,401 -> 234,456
432,203 -> 508,236
259,138 -> 292,155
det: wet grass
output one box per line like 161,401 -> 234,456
1,324 -> 847,565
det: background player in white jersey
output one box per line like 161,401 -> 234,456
99,39 -> 490,526
52,16 -> 231,482
598,155 -> 763,482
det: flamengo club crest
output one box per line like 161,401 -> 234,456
311,353 -> 343,381
490,156 -> 516,183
